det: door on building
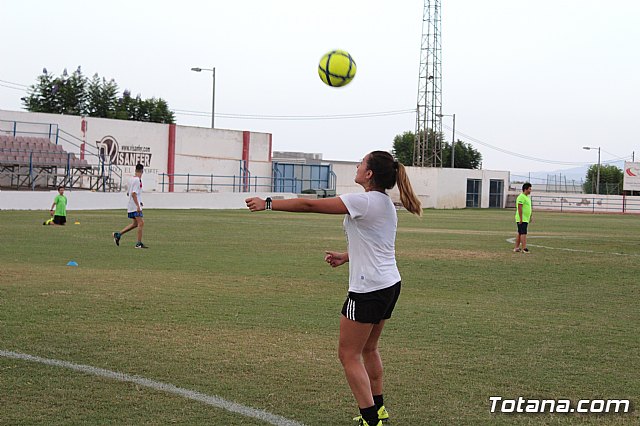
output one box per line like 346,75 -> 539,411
466,179 -> 481,208
489,179 -> 504,208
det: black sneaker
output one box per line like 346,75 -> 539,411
135,242 -> 149,249
113,232 -> 121,246
523,248 -> 530,253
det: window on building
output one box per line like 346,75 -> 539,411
489,179 -> 504,208
466,179 -> 481,208
273,163 -> 332,193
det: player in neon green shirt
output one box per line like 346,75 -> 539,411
514,183 -> 532,253
47,186 -> 68,225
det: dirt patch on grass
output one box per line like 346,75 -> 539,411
39,290 -> 74,296
400,227 -> 508,236
397,248 -> 501,260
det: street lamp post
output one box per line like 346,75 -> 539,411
437,113 -> 456,168
583,146 -> 601,194
191,67 -> 216,128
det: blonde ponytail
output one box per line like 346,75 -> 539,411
367,151 -> 422,217
396,162 -> 422,217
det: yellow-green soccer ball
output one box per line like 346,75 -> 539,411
318,50 -> 356,87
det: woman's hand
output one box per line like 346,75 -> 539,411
324,251 -> 348,268
245,197 -> 266,212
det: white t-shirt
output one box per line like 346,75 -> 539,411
340,191 -> 401,293
127,176 -> 143,213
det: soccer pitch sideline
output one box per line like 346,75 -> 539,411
1,209 -> 638,425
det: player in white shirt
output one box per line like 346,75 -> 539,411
113,163 -> 148,248
246,151 -> 422,426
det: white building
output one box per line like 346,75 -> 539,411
1,109 -> 509,209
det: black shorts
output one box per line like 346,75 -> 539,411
341,281 -> 401,324
517,222 -> 529,235
53,215 -> 66,225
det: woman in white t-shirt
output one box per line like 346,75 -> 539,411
245,151 -> 422,426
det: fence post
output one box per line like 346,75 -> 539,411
101,156 -> 105,192
30,152 -> 34,191
161,173 -> 165,192
67,154 -> 72,191
187,174 -> 190,192
560,197 -> 563,212
593,198 -> 595,213
210,174 -> 213,192
12,121 -> 17,137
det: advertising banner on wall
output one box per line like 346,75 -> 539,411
96,135 -> 153,167
622,162 -> 640,191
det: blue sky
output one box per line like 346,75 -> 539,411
1,0 -> 638,173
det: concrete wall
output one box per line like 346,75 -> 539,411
526,192 -> 640,214
0,190 -> 296,211
435,168 -> 509,209
4,189 -> 640,214
172,126 -> 271,192
0,109 -> 271,193
327,159 -> 509,209
329,161 -> 361,195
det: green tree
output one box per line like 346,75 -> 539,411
115,90 -> 137,121
86,74 -> 119,119
22,67 -> 86,115
110,91 -> 175,124
58,67 -> 87,115
392,130 -> 482,169
148,98 -> 174,123
22,67 -> 175,124
393,129 -> 443,166
392,131 -> 416,165
442,140 -> 483,169
583,164 -> 623,195
21,68 -> 56,113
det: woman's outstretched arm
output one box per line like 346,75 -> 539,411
245,196 -> 349,214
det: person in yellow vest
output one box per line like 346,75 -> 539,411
46,186 -> 67,225
514,182 -> 532,253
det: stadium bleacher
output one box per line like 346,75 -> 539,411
0,134 -> 100,190
0,135 -> 89,168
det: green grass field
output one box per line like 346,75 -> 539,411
1,208 -> 638,425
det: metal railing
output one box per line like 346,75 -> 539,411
0,120 -> 122,191
581,182 -> 622,196
511,173 -> 585,193
0,118 -> 59,142
532,194 -> 640,214
0,148 -> 80,190
57,129 -> 123,191
511,173 -> 624,195
159,172 -> 335,194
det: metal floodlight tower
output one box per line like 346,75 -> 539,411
414,0 -> 443,167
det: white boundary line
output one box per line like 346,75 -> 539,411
0,350 -> 305,426
505,236 -> 640,257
